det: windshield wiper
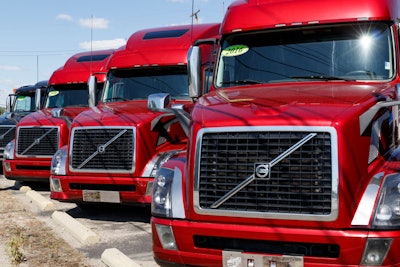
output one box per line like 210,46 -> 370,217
221,79 -> 264,85
103,97 -> 129,102
291,75 -> 355,81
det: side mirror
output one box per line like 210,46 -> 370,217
51,107 -> 63,118
35,88 -> 42,111
5,94 -> 14,113
188,46 -> 202,98
148,93 -> 170,112
51,107 -> 72,129
148,93 -> 190,137
88,76 -> 97,108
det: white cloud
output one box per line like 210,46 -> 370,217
79,38 -> 126,50
0,65 -> 21,71
56,14 -> 73,21
79,17 -> 109,29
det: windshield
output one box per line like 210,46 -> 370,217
102,66 -> 189,102
12,94 -> 35,113
216,22 -> 394,87
45,84 -> 95,108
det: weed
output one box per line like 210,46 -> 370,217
8,228 -> 26,265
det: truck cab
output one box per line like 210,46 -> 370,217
150,0 -> 400,266
2,50 -> 114,182
49,23 -> 220,206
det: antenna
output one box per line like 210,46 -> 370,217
190,9 -> 200,24
90,15 -> 93,75
190,0 -> 199,43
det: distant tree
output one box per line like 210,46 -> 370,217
0,107 -> 5,115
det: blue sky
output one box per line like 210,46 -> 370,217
0,0 -> 234,107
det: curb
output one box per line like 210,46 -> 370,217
101,248 -> 141,267
26,190 -> 56,211
22,188 -> 142,267
52,210 -> 100,246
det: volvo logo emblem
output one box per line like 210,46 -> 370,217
254,163 -> 270,179
97,145 -> 106,154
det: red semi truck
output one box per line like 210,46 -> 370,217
2,49 -> 114,182
150,0 -> 400,266
49,23 -> 220,206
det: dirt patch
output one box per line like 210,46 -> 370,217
0,187 -> 92,267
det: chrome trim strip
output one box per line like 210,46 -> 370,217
172,167 -> 185,218
351,172 -> 383,226
193,126 -> 339,222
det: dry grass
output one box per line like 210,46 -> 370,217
0,189 -> 91,267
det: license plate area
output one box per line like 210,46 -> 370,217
82,190 -> 121,203
223,251 -> 304,267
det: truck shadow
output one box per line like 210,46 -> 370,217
65,203 -> 151,223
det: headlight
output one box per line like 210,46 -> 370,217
3,140 -> 15,160
372,173 -> 400,229
151,167 -> 184,219
152,168 -> 173,217
51,149 -> 67,175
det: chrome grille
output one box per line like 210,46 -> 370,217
17,127 -> 59,157
70,127 -> 135,172
0,125 -> 16,152
195,127 -> 338,220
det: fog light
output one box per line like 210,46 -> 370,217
3,162 -> 11,172
50,178 -> 62,192
360,238 -> 392,265
155,224 -> 177,250
145,181 -> 153,196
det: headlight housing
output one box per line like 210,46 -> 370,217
372,173 -> 400,229
3,140 -> 15,160
143,151 -> 178,177
51,148 -> 67,175
151,167 -> 184,219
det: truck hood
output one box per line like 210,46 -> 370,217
72,100 -> 191,127
0,113 -> 16,126
195,82 -> 392,127
18,107 -> 89,127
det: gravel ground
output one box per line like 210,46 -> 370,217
0,177 -> 95,267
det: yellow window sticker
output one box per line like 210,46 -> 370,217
48,91 -> 59,97
221,45 -> 249,57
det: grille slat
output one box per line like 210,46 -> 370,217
197,130 -> 334,217
71,127 -> 134,172
17,127 -> 59,157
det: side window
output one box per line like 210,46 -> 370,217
203,67 -> 213,94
